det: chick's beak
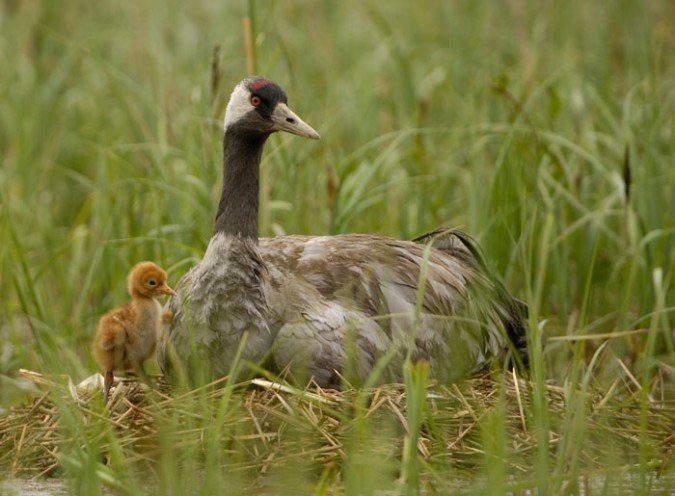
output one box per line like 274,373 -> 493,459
159,285 -> 176,297
270,103 -> 320,139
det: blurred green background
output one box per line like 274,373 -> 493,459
0,0 -> 673,493
2,0 -> 672,377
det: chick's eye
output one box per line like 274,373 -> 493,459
250,95 -> 261,107
148,280 -> 157,286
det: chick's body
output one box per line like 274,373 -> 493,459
95,299 -> 162,372
94,262 -> 174,399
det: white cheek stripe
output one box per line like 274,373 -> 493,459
224,84 -> 252,128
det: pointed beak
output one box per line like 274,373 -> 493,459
160,285 -> 176,297
270,103 -> 320,139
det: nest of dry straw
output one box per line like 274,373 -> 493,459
1,368 -> 673,481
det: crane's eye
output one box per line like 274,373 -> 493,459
250,95 -> 261,107
148,280 -> 157,286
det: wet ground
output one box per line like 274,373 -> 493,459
3,473 -> 673,495
2,479 -> 68,496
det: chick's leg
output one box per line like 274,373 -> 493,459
162,309 -> 174,324
103,370 -> 114,402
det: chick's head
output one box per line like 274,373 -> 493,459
128,262 -> 175,298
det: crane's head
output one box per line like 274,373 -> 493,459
223,76 -> 320,139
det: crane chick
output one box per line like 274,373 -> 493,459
94,262 -> 175,401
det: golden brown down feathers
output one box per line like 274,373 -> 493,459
93,262 -> 174,399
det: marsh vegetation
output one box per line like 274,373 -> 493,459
1,1 -> 673,494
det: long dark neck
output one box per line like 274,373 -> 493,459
214,128 -> 268,240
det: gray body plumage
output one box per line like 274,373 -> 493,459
159,230 -> 525,387
158,77 -> 527,387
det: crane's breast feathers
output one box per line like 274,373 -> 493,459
161,234 -> 271,366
